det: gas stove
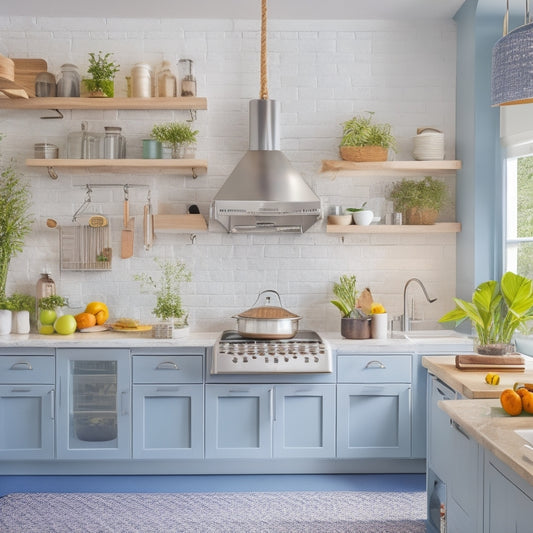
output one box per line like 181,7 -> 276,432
211,330 -> 332,374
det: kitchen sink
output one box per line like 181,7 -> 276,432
515,429 -> 533,446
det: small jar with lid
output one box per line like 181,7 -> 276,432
156,61 -> 176,97
35,72 -> 57,97
131,63 -> 152,98
103,126 -> 126,159
178,59 -> 197,97
56,63 -> 80,97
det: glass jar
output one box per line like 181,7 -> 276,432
178,59 -> 196,97
67,122 -> 103,159
131,63 -> 152,98
103,126 -> 126,159
157,61 -> 176,97
56,63 -> 80,97
35,72 -> 57,97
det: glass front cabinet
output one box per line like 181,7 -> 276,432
56,348 -> 131,459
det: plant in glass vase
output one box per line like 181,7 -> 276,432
150,122 -> 199,159
134,258 -> 192,338
83,51 -> 120,98
439,271 -> 533,354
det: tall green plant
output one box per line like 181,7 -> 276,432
340,112 -> 397,151
0,141 -> 33,299
331,274 -> 359,318
439,271 -> 533,344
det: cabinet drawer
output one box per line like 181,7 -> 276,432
0,356 -> 55,384
133,355 -> 203,383
337,354 -> 411,383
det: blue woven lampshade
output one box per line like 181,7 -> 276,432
491,22 -> 533,106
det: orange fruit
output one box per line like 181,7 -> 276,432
84,302 -> 109,325
75,312 -> 96,330
500,388 -> 523,416
519,389 -> 533,415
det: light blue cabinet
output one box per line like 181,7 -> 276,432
56,348 -> 131,460
205,384 -> 272,459
272,384 -> 335,458
0,351 -> 55,460
132,354 -> 204,459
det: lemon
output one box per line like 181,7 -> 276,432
39,325 -> 55,335
485,373 -> 500,385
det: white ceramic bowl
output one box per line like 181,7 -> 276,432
352,210 -> 374,226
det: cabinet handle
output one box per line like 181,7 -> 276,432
10,362 -> 33,371
450,419 -> 470,440
156,386 -> 181,392
270,388 -> 275,422
228,389 -> 249,393
10,388 -> 31,393
121,390 -> 129,416
49,389 -> 55,420
365,360 -> 386,369
155,361 -> 179,370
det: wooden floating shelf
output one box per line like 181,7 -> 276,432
321,160 -> 462,175
0,96 -> 207,110
26,158 -> 208,177
153,214 -> 208,233
326,222 -> 461,234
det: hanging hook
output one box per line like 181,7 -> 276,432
72,184 -> 93,222
123,184 -> 129,201
190,234 -> 197,244
191,168 -> 198,179
40,109 -> 64,120
188,109 -> 197,122
47,167 -> 58,180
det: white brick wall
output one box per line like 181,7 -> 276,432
0,16 -> 458,332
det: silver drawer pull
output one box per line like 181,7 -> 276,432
11,388 -> 31,393
10,362 -> 33,371
365,360 -> 386,369
155,361 -> 179,370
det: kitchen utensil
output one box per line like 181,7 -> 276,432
0,58 -> 47,98
121,193 -> 134,259
356,288 -> 374,315
233,289 -> 301,339
143,196 -> 153,251
88,215 -> 108,228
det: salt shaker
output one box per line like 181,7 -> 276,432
131,63 -> 152,98
56,64 -> 80,97
178,59 -> 196,97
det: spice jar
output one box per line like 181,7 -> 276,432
178,59 -> 196,97
157,61 -> 176,97
56,63 -> 80,97
131,63 -> 152,98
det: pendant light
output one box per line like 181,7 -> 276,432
491,0 -> 533,106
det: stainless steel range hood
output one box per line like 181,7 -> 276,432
211,99 -> 322,233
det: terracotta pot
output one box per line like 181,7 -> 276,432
404,207 -> 438,225
339,145 -> 388,162
341,317 -> 371,339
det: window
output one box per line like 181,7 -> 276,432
505,145 -> 533,277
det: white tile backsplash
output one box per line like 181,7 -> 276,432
1,16 -> 457,332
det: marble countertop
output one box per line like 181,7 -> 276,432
422,355 -> 533,399
439,399 -> 533,486
0,330 -> 474,352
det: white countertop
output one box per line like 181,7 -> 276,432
0,330 -> 474,352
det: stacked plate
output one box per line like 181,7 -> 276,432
412,128 -> 445,161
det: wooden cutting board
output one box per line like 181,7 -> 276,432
0,58 -> 47,98
455,354 -> 526,372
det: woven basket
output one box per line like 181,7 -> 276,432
340,145 -> 388,162
404,207 -> 438,225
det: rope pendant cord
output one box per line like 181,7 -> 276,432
260,0 -> 268,100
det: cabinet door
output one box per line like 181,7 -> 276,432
273,384 -> 335,458
132,384 -> 203,459
0,385 -> 54,460
205,384 -> 272,459
56,348 -> 131,460
336,383 -> 411,458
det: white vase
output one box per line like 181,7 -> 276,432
371,313 -> 388,339
173,326 -> 190,339
0,309 -> 12,335
12,310 -> 30,334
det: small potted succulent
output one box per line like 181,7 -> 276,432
388,176 -> 447,225
331,274 -> 371,339
150,122 -> 199,159
82,51 -> 120,98
134,257 -> 192,338
339,112 -> 397,162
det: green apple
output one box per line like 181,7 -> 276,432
54,314 -> 77,335
38,325 -> 55,335
39,309 -> 57,325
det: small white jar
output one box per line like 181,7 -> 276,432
131,63 -> 152,98
12,310 -> 31,334
353,210 -> 374,226
0,309 -> 12,335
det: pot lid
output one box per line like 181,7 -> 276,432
235,289 -> 301,320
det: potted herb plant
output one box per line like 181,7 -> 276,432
387,176 -> 447,225
331,274 -> 371,339
339,111 -> 397,162
134,257 -> 192,338
150,122 -> 199,159
9,293 -> 35,334
439,271 -> 533,354
38,295 -> 68,334
0,136 -> 33,302
82,51 -> 120,98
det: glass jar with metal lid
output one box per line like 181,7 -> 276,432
56,63 -> 80,97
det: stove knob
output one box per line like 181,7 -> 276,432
232,357 -> 238,364
274,357 -> 279,364
305,356 -> 309,363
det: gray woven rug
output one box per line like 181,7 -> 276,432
0,491 -> 426,533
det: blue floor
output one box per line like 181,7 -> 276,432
0,473 -> 425,496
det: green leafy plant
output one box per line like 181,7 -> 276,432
439,271 -> 533,345
84,51 -> 120,97
331,274 -> 364,318
345,202 -> 368,213
150,122 -> 199,157
0,139 -> 34,300
134,258 -> 192,323
9,293 -> 35,313
0,297 -> 13,310
388,176 -> 447,212
340,112 -> 397,151
38,295 -> 68,310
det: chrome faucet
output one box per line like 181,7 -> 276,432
402,278 -> 437,331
